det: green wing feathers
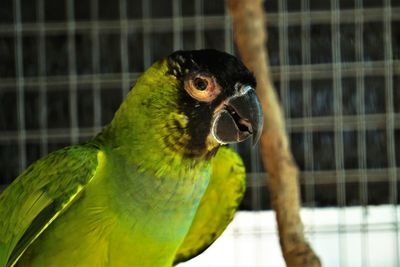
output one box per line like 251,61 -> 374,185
174,146 -> 246,264
0,144 -> 100,267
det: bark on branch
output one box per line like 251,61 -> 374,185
228,1 -> 321,266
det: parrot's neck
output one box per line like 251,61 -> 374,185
90,61 -> 215,263
94,59 -> 216,179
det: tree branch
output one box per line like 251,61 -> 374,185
228,1 -> 321,266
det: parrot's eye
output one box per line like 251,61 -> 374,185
193,78 -> 208,91
185,74 -> 221,102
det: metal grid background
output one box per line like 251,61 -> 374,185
0,0 -> 399,265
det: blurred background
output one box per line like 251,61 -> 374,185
0,0 -> 399,266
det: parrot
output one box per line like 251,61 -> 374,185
0,49 -> 263,267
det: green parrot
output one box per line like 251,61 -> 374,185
0,49 -> 263,267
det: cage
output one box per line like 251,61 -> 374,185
0,0 -> 399,266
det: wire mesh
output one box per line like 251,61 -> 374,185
0,0 -> 399,266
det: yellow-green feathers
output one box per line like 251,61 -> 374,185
0,145 -> 101,267
174,146 -> 246,264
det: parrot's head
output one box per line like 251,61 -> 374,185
165,49 -> 263,157
109,49 -> 263,159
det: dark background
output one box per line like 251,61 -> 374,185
0,0 -> 399,210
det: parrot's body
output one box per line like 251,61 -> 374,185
0,50 -> 262,266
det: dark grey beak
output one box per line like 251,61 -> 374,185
212,86 -> 263,145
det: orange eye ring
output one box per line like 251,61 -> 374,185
184,74 -> 221,102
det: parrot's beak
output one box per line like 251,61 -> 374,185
211,85 -> 263,145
